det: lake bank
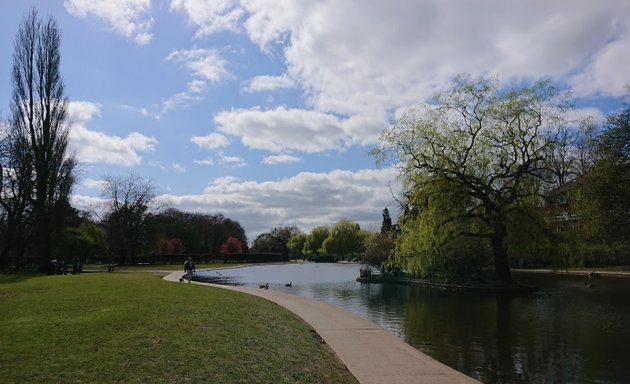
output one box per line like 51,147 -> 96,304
195,263 -> 630,383
166,270 -> 481,384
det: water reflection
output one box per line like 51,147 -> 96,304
197,264 -> 630,384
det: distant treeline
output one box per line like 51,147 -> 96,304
110,253 -> 290,265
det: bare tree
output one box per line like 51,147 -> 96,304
103,173 -> 156,265
9,8 -> 76,268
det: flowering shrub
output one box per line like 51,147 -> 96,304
156,237 -> 185,255
221,236 -> 242,254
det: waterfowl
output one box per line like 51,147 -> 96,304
285,282 -> 292,287
259,283 -> 269,289
587,271 -> 599,279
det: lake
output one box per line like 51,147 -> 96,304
196,263 -> 630,384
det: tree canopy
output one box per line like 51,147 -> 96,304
374,75 -> 575,284
577,107 -> 630,249
322,218 -> 363,259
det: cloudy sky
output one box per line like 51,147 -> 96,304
1,0 -> 629,242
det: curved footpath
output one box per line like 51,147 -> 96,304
164,271 -> 480,384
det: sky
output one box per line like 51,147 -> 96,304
0,0 -> 629,243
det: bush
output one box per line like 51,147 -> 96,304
359,265 -> 373,278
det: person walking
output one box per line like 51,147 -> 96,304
183,257 -> 196,283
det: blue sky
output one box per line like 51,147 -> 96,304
1,0 -> 629,241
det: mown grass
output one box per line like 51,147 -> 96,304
0,272 -> 357,384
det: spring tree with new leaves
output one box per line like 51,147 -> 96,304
373,75 -> 576,285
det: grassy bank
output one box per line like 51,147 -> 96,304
0,272 -> 356,384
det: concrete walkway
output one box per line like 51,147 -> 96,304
164,271 -> 480,384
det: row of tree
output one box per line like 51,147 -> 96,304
251,210 -> 397,267
56,195 -> 249,266
2,10 -> 627,284
0,10 -> 250,270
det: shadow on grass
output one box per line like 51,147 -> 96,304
0,270 -> 42,284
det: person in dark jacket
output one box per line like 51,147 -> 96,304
182,257 -> 196,283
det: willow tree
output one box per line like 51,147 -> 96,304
10,8 -> 76,268
374,76 -> 572,285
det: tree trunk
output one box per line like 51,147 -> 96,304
491,222 -> 512,285
37,215 -> 52,271
0,225 -> 15,269
0,248 -> 9,269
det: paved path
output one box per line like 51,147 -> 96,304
164,271 -> 480,384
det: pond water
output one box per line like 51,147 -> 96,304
196,263 -> 630,384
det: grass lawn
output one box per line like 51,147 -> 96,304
0,272 -> 357,384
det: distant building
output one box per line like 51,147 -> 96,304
544,180 -> 581,233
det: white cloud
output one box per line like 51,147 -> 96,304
569,18 -> 630,98
158,167 -> 399,240
214,106 -> 384,153
187,79 -> 207,93
191,132 -> 229,149
64,0 -> 153,45
279,1 -> 630,115
170,0 -> 244,37
67,101 -> 158,166
262,154 -> 301,165
172,0 -> 630,147
66,100 -> 102,122
565,107 -> 607,127
218,152 -> 247,168
142,80 -> 208,119
167,48 -> 230,82
243,74 -> 294,93
172,162 -> 187,172
193,158 -> 215,165
82,178 -> 108,190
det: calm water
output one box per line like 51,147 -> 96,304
197,263 -> 630,384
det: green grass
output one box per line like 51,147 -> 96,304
0,272 -> 357,384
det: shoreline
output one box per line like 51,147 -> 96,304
163,270 -> 481,384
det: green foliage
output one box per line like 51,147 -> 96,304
147,208 -> 248,256
580,109 -> 630,244
362,232 -> 394,273
304,226 -> 329,256
270,225 -> 302,246
392,175 -> 489,280
568,107 -> 630,265
288,233 -> 307,259
251,233 -> 287,255
323,219 -> 363,259
505,208 -> 560,268
57,221 -> 108,262
380,208 -> 393,234
375,75 -> 574,284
